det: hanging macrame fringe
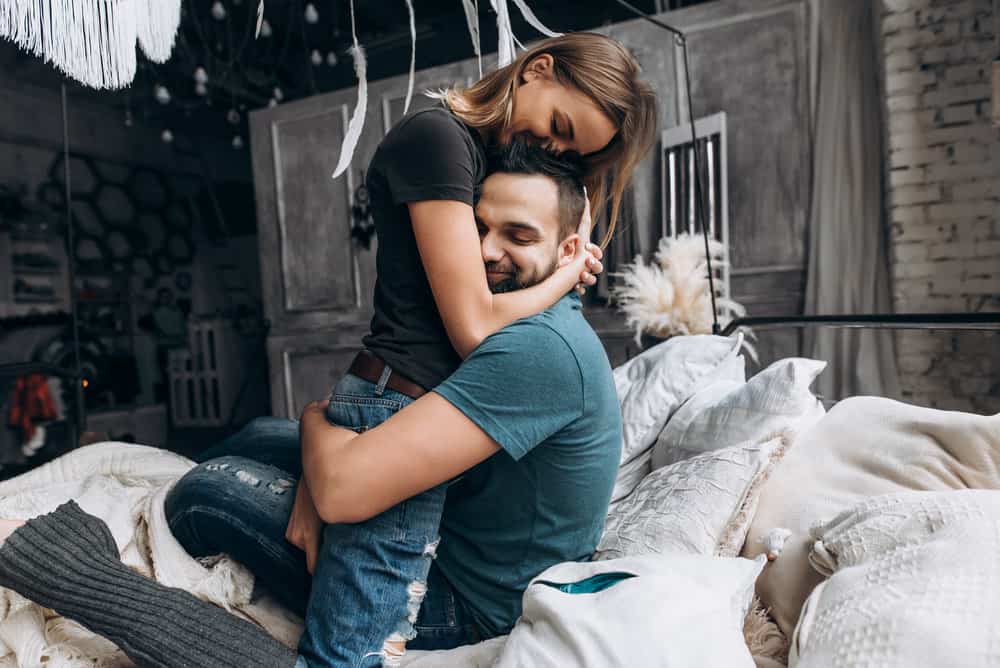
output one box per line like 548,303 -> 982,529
0,0 -> 181,89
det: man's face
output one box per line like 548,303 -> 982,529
475,172 -> 573,293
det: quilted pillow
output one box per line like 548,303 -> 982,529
791,490 -> 1000,667
742,396 -> 1000,637
611,334 -> 745,503
652,357 -> 826,470
594,432 -> 791,560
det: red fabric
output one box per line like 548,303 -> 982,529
8,374 -> 58,442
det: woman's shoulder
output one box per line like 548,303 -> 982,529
381,104 -> 482,158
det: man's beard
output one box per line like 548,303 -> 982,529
486,259 -> 558,294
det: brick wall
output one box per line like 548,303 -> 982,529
880,0 -> 1000,413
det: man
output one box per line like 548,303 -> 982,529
0,141 -> 623,668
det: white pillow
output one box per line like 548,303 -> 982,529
495,554 -> 765,668
790,490 -> 1000,667
652,357 -> 826,470
595,433 -> 791,560
612,333 -> 745,502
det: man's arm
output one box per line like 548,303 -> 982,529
300,394 -> 501,524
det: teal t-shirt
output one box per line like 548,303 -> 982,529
432,294 -> 623,637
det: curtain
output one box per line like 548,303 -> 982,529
803,0 -> 901,401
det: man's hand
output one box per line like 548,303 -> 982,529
286,477 -> 324,574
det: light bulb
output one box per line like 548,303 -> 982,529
211,1 -> 226,20
154,84 -> 171,104
193,67 -> 208,84
326,51 -> 338,67
304,3 -> 319,24
195,82 -> 208,96
260,19 -> 272,37
161,129 -> 174,143
273,86 -> 284,101
268,98 -> 278,108
232,136 -> 244,149
310,49 -> 322,66
227,108 -> 241,124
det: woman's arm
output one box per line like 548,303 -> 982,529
410,199 -> 601,358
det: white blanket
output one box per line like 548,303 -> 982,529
0,442 -> 503,668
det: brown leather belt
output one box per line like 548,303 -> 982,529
348,350 -> 427,399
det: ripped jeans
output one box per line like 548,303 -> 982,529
164,372 -> 480,668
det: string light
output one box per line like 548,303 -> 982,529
326,51 -> 338,67
211,1 -> 226,20
304,3 -> 319,24
310,49 -> 322,66
259,19 -> 272,37
193,67 -> 208,84
232,136 -> 244,149
226,108 -> 241,124
154,84 -> 171,104
161,129 -> 174,143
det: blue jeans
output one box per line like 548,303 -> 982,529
166,373 -> 478,667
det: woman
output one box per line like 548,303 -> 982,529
0,32 -> 658,668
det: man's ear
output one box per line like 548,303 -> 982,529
557,233 -> 580,267
520,54 -> 554,84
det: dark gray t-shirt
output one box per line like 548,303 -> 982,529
362,105 -> 487,390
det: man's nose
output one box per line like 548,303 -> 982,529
480,233 -> 505,262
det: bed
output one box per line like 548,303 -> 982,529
0,315 -> 997,667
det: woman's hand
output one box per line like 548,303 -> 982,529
573,194 -> 604,295
286,478 -> 323,574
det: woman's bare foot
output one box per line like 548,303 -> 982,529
0,519 -> 26,547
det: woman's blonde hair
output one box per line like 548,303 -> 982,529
435,32 -> 658,247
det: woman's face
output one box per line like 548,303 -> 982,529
502,55 -> 618,156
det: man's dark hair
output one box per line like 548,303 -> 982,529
484,138 -> 587,238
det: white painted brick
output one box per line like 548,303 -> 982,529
895,278 -> 934,299
962,277 -> 1000,295
883,0 -> 931,13
895,258 -> 963,279
925,160 -> 994,183
973,241 -> 1000,257
923,84 -> 991,107
892,220 -> 955,242
896,331 -> 951,355
920,44 -> 966,65
893,242 -> 930,263
885,51 -> 920,73
924,123 -> 997,145
891,204 -> 929,224
964,258 -> 1000,277
944,63 -> 989,84
961,219 -> 996,241
928,201 -> 994,220
930,276 -> 964,294
892,184 -> 942,204
889,131 -> 929,150
890,146 -> 948,167
952,180 -> 999,199
941,103 -> 979,123
950,141 -> 991,164
889,109 -> 938,132
887,70 -> 938,94
883,10 -> 918,33
897,354 -> 934,374
959,377 -> 994,394
889,167 -> 928,187
887,94 -> 922,112
928,240 -> 978,259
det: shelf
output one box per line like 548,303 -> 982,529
12,266 -> 61,275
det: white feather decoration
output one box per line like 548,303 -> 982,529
612,234 -> 749,345
511,0 -> 562,37
492,0 -> 516,68
332,1 -> 367,180
460,0 -> 483,78
0,0 -> 181,89
402,0 -> 416,115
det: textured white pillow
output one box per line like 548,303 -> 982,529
612,333 -> 746,503
595,433 -> 791,560
652,357 -> 826,470
791,490 -> 1000,667
495,554 -> 765,668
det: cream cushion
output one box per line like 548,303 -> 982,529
790,490 -> 1000,667
742,396 -> 1000,636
